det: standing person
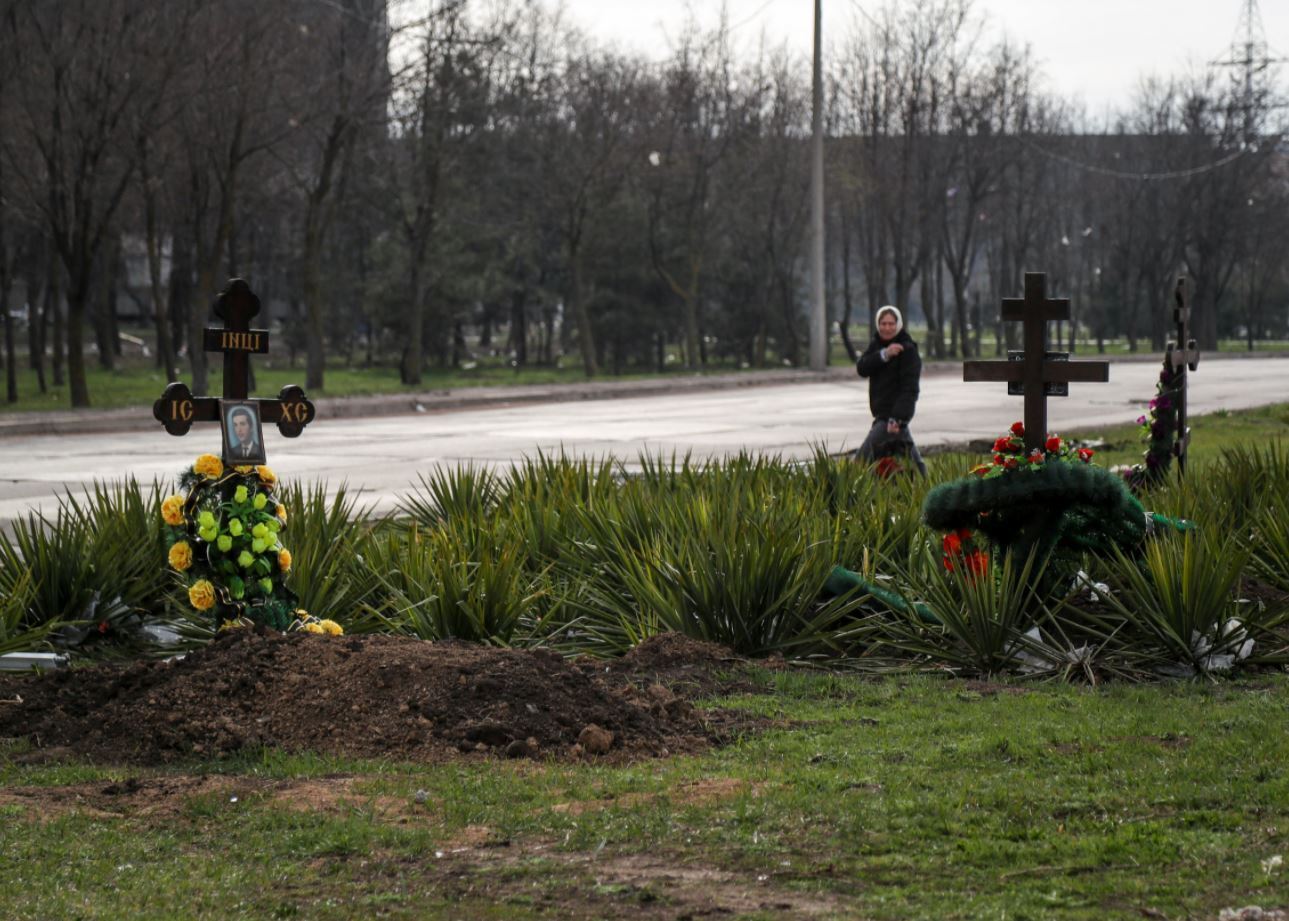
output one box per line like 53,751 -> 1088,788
854,305 -> 927,475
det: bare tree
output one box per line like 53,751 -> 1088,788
3,0 -> 177,406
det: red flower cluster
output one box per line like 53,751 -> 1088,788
970,422 -> 1095,479
942,528 -> 989,579
874,455 -> 904,479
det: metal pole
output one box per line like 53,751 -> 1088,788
808,0 -> 827,370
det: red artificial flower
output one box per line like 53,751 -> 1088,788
1077,447 -> 1095,462
992,437 -> 1012,454
1028,449 -> 1044,464
963,550 -> 989,577
97,620 -> 109,634
956,527 -> 974,541
1010,421 -> 1025,436
942,532 -> 963,556
1045,435 -> 1061,452
993,453 -> 1005,465
874,456 -> 903,478
1004,457 -> 1019,470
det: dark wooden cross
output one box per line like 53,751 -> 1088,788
1167,276 -> 1201,473
152,278 -> 315,460
963,272 -> 1110,453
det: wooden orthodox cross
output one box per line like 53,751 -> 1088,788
152,279 -> 315,460
1167,276 -> 1201,474
963,272 -> 1110,453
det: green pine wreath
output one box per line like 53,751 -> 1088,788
922,426 -> 1149,565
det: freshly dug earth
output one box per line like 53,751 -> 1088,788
0,631 -> 761,765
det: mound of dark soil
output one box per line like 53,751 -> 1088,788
0,630 -> 758,765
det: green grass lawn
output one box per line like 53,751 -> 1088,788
920,402 -> 1289,474
1060,402 -> 1289,470
2,671 -> 1287,919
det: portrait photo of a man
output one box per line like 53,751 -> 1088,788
221,402 -> 266,464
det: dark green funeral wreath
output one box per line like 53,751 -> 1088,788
922,423 -> 1153,564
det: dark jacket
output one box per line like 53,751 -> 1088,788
855,329 -> 921,423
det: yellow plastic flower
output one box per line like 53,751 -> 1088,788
188,579 -> 216,611
302,621 -> 325,634
234,465 -> 253,474
319,619 -> 344,636
168,541 -> 193,572
256,466 -> 277,488
278,548 -> 292,572
161,495 -> 185,526
275,504 -> 288,525
193,454 -> 224,479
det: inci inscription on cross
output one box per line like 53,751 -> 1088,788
152,279 -> 316,461
1167,276 -> 1201,472
963,272 -> 1110,453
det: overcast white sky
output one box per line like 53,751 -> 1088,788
546,0 -> 1288,117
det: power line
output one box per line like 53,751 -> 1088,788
728,0 -> 780,34
1017,134 -> 1250,181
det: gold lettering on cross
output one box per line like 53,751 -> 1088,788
220,332 -> 261,350
170,399 -> 194,422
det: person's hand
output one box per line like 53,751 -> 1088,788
886,420 -> 902,435
884,342 -> 903,357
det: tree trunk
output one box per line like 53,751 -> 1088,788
569,251 -> 596,377
509,285 -> 527,368
23,260 -> 46,392
401,257 -> 426,386
168,229 -> 193,364
1,233 -> 15,403
64,268 -> 91,408
302,215 -> 326,390
48,256 -> 64,387
145,196 -> 178,382
93,248 -> 116,371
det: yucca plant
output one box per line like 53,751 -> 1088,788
357,519 -> 546,645
277,481 -> 383,624
397,465 -> 501,529
556,474 -> 876,657
0,569 -> 57,655
1247,502 -> 1289,594
877,545 -> 1061,676
494,453 -> 620,565
1078,530 -> 1276,675
1202,442 -> 1289,531
0,479 -> 177,657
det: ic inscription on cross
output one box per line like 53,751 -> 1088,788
152,278 -> 315,461
963,272 -> 1110,453
1167,276 -> 1201,473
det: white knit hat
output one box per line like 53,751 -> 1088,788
875,305 -> 903,334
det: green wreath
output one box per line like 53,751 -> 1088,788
922,425 -> 1151,573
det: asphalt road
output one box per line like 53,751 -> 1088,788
2,356 -> 1286,524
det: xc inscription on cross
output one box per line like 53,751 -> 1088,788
152,279 -> 315,459
963,272 -> 1110,453
1167,276 -> 1200,473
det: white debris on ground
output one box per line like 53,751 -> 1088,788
1217,907 -> 1286,921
